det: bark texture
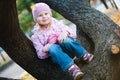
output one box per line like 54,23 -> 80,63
0,0 -> 120,80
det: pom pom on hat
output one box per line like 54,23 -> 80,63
32,3 -> 52,22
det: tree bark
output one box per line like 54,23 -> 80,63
0,0 -> 120,80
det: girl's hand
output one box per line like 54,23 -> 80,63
42,43 -> 52,52
58,31 -> 69,44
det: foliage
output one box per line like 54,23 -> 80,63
52,10 -> 63,19
16,0 -> 33,13
16,0 -> 33,34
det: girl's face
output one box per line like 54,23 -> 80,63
36,11 -> 52,26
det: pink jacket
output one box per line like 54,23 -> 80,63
31,18 -> 77,59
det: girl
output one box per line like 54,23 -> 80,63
31,2 -> 94,80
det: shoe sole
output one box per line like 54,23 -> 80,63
74,72 -> 84,80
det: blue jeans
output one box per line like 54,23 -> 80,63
48,37 -> 86,71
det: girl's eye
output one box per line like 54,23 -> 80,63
39,14 -> 42,17
45,13 -> 48,15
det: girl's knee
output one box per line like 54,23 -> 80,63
62,37 -> 74,45
48,44 -> 60,53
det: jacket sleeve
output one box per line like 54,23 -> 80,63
31,34 -> 50,59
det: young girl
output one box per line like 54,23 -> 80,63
31,2 -> 94,80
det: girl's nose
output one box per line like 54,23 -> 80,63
43,14 -> 46,17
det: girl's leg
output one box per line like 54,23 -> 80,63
60,37 -> 94,63
60,37 -> 86,58
48,44 -> 74,71
48,44 -> 84,79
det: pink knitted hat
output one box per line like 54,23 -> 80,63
32,2 -> 52,22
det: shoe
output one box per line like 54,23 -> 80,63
82,52 -> 94,63
75,71 -> 84,80
68,64 -> 84,80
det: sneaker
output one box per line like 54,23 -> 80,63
82,52 -> 94,63
68,64 -> 84,80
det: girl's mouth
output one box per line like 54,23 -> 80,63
42,19 -> 47,22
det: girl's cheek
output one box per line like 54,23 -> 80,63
37,18 -> 42,22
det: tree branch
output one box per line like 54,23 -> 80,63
111,44 -> 120,54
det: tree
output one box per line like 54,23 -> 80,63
0,0 -> 120,80
100,0 -> 109,9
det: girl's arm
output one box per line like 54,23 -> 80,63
31,35 -> 50,59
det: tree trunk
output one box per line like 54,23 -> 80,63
0,0 -> 120,80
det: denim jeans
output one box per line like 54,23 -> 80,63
48,37 -> 86,71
